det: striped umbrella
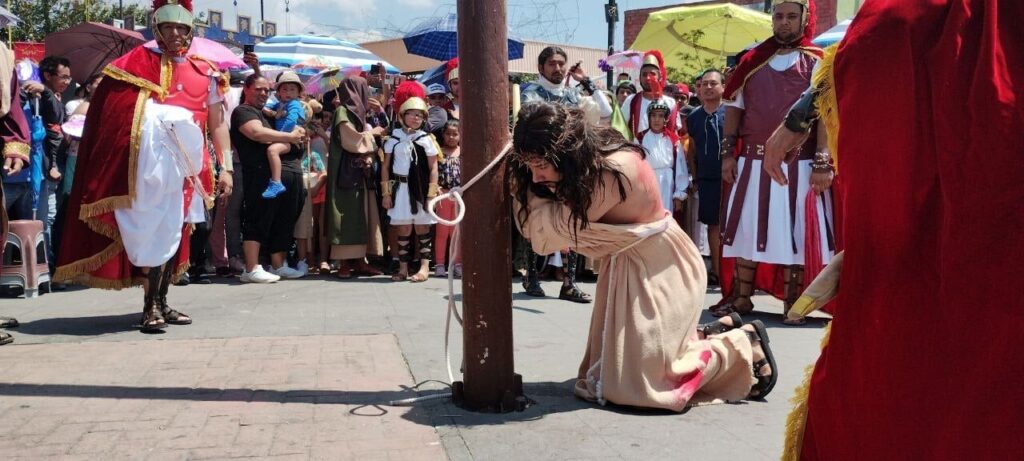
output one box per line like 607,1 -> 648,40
402,13 -> 525,61
813,19 -> 851,47
255,34 -> 400,73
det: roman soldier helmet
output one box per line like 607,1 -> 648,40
399,97 -> 428,116
445,58 -> 459,83
151,0 -> 195,54
647,100 -> 671,116
641,50 -> 667,86
772,0 -> 816,39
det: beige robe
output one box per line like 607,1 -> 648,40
518,195 -> 755,411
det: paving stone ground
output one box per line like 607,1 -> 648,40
0,274 -> 828,460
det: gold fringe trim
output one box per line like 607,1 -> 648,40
811,44 -> 840,173
3,141 -> 30,160
128,89 -> 149,202
103,65 -> 166,100
781,322 -> 833,461
160,55 -> 173,100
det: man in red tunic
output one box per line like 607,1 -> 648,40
54,0 -> 233,332
764,1 -> 1023,458
713,0 -> 835,325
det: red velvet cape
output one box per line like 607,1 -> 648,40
54,46 -> 192,289
795,1 -> 1023,458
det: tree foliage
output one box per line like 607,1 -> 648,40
665,29 -> 727,86
6,0 -> 149,42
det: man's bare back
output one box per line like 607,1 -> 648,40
590,150 -> 668,226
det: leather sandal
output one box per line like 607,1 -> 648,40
0,332 -> 13,346
0,317 -> 19,328
783,265 -> 807,325
558,284 -> 592,304
140,304 -> 167,333
698,312 -> 743,338
159,298 -> 192,325
745,320 -> 778,400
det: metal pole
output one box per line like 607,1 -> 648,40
259,0 -> 266,36
119,0 -> 123,20
453,0 -> 523,413
606,0 -> 617,89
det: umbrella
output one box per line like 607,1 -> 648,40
0,6 -> 20,28
402,13 -> 525,61
144,37 -> 247,71
630,4 -> 772,78
602,50 -> 644,69
303,66 -> 362,96
813,19 -> 851,47
416,61 -> 448,89
44,22 -> 144,83
255,35 -> 400,73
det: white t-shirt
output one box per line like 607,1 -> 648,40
384,128 -> 438,176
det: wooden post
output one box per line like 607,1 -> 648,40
452,0 -> 524,412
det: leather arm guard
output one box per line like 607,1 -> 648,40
783,87 -> 820,134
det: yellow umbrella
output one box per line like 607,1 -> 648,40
630,3 -> 772,79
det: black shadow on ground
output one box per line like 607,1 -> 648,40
12,313 -> 140,336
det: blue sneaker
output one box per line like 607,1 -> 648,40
262,180 -> 286,199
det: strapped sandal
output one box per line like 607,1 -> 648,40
745,320 -> 778,400
0,316 -> 19,328
391,272 -> 408,282
711,260 -> 758,317
698,312 -> 743,338
558,284 -> 592,304
783,265 -> 807,326
140,303 -> 167,333
159,298 -> 192,325
0,331 -> 13,346
319,261 -> 333,275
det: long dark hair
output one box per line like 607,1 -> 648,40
508,101 -> 643,236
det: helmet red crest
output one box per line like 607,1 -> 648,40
152,0 -> 193,11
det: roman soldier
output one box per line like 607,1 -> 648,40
54,0 -> 233,332
711,0 -> 834,325
620,50 -> 680,141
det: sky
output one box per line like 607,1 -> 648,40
123,0 -> 698,49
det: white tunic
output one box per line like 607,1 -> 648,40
640,131 -> 690,212
384,128 -> 438,225
113,101 -> 205,267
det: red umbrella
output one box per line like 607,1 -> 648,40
44,22 -> 144,83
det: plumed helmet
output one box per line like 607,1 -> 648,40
151,1 -> 195,55
399,96 -> 428,116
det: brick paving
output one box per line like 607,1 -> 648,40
0,334 -> 444,460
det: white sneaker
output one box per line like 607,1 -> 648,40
296,259 -> 309,274
270,264 -> 305,279
240,266 -> 280,283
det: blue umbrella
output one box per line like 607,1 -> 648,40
417,61 -> 449,89
255,35 -> 401,73
403,13 -> 525,61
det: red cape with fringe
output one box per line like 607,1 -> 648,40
791,1 -> 1023,459
54,46 -> 193,289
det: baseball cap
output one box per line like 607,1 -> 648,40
426,83 -> 447,96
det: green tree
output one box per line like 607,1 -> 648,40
6,0 -> 149,42
665,29 -> 727,86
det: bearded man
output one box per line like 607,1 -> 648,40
54,0 -> 233,332
509,101 -> 781,411
713,0 -> 834,325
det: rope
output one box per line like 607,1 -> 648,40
388,140 -> 513,406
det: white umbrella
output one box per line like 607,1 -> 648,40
255,34 -> 399,73
0,6 -> 20,28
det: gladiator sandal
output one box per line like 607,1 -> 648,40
410,233 -> 433,283
782,265 -> 807,326
697,312 -> 743,338
391,236 -> 412,281
158,260 -> 192,325
558,251 -> 592,304
140,268 -> 167,333
711,259 -> 757,317
744,320 -> 778,400
522,247 -> 545,297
